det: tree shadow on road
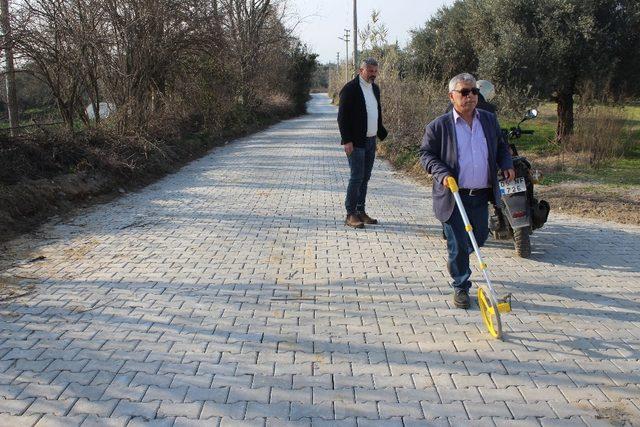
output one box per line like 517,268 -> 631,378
2,274 -> 638,424
498,221 -> 640,273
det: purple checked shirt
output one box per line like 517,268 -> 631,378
453,108 -> 490,189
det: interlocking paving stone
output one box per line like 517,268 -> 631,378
0,398 -> 36,415
157,401 -> 203,418
0,414 -> 42,426
174,417 -> 222,427
1,94 -> 639,424
127,417 -> 175,427
311,418 -> 358,427
245,402 -> 290,419
69,398 -> 119,417
111,400 -> 159,419
24,397 -> 75,416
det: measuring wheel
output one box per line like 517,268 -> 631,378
477,287 -> 502,339
447,177 -> 513,339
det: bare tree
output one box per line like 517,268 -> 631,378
13,0 -> 102,129
217,0 -> 294,106
97,0 -> 215,129
74,0 -> 108,123
1,0 -> 19,134
7,0 -> 314,135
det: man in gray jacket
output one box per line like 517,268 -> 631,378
420,73 -> 514,309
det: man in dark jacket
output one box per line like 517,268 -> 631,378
420,73 -> 514,309
337,57 -> 388,228
441,80 -> 497,239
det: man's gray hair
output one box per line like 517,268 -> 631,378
448,73 -> 476,92
360,57 -> 378,68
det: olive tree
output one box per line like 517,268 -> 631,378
409,0 -> 640,141
471,0 -> 640,140
408,2 -> 477,81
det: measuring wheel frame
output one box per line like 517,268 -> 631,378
446,177 -> 512,339
477,286 -> 502,339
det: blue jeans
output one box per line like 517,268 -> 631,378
443,192 -> 490,291
345,137 -> 376,215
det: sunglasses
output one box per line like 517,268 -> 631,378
452,87 -> 480,97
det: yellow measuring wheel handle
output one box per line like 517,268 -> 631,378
446,176 -> 459,192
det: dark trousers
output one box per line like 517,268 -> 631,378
345,137 -> 376,214
443,192 -> 490,291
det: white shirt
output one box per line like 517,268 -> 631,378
359,76 -> 379,137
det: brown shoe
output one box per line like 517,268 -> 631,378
345,214 -> 364,229
358,212 -> 378,225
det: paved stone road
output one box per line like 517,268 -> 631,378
1,94 -> 639,426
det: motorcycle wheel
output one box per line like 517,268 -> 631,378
513,227 -> 531,258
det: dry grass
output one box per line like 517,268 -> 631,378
366,63 -> 449,172
501,100 -> 638,178
381,72 -> 448,153
564,105 -> 631,168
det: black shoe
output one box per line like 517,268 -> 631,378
453,288 -> 470,309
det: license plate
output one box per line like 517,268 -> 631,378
499,177 -> 526,195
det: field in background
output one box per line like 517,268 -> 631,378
364,74 -> 640,225
503,103 -> 640,187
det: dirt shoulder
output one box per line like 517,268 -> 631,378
537,182 -> 640,226
0,117 -> 292,245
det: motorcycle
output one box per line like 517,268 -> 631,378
489,109 -> 550,257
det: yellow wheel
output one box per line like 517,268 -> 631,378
477,287 -> 503,339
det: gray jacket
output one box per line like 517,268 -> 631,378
419,109 -> 513,222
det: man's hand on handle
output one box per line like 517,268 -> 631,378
344,142 -> 354,156
503,168 -> 516,181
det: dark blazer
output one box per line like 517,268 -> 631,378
419,109 -> 513,223
337,76 -> 388,147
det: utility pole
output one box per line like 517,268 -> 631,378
338,29 -> 350,83
1,0 -> 18,136
353,0 -> 358,74
336,52 -> 340,72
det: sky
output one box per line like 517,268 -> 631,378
287,0 -> 456,64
